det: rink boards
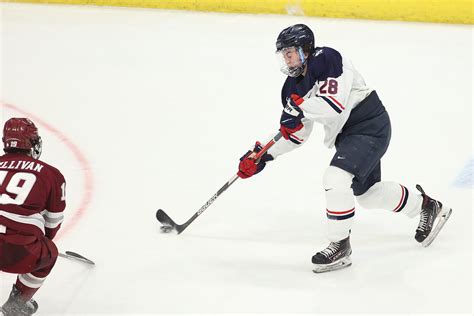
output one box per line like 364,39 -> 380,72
2,0 -> 473,24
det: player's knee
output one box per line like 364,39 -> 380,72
323,166 -> 354,190
356,192 -> 372,209
355,182 -> 382,209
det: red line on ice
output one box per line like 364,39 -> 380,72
1,102 -> 93,239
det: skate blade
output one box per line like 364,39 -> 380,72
312,257 -> 352,273
422,207 -> 453,247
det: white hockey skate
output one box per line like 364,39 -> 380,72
312,236 -> 352,273
415,185 -> 453,247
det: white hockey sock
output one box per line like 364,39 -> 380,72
356,181 -> 423,218
323,166 -> 355,241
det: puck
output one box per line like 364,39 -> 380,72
160,225 -> 173,233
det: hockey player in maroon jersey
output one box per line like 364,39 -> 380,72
237,24 -> 452,273
0,118 -> 66,315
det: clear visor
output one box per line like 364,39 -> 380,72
276,46 -> 306,77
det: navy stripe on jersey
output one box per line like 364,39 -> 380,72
393,185 -> 409,212
320,96 -> 342,113
326,207 -> 355,220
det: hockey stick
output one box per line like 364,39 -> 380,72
157,132 -> 283,234
59,251 -> 95,265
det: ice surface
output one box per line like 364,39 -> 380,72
1,3 -> 472,315
454,158 -> 473,188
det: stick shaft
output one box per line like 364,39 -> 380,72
254,132 -> 282,160
178,174 -> 238,233
177,132 -> 282,233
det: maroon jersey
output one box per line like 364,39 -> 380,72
0,153 -> 66,239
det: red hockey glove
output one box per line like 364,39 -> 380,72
238,142 -> 274,179
290,93 -> 304,106
280,94 -> 304,143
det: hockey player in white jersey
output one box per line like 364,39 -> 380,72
237,24 -> 452,273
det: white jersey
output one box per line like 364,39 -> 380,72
268,47 -> 372,158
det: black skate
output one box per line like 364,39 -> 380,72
415,184 -> 452,247
312,236 -> 352,273
1,285 -> 38,316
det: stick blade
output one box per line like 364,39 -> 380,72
156,209 -> 180,233
59,251 -> 95,265
156,209 -> 176,226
